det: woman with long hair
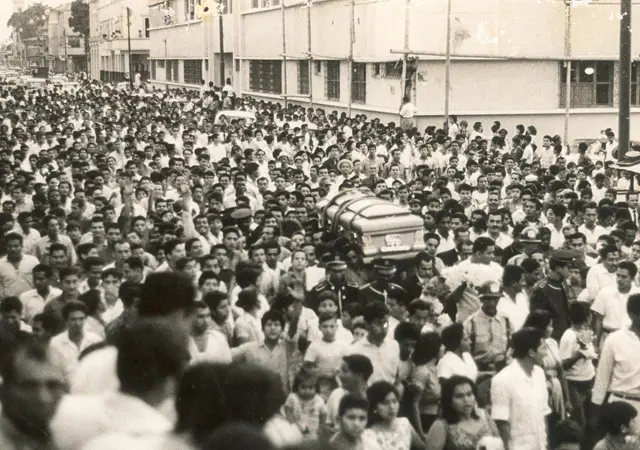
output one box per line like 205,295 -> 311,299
363,381 -> 425,450
425,376 -> 499,450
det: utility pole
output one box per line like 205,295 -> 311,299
63,29 -> 69,73
444,0 -> 452,131
127,7 -> 133,90
347,0 -> 355,117
400,0 -> 410,102
619,0 -> 632,161
307,1 -> 313,108
219,0 -> 225,86
281,0 -> 288,107
563,0 -> 571,146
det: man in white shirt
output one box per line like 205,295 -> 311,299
51,319 -> 187,450
188,301 -> 232,364
586,244 -> 619,303
19,263 -> 62,323
399,95 -> 417,131
492,327 -> 551,450
347,301 -> 400,388
49,301 -> 102,379
591,261 -> 639,348
591,293 -> 640,431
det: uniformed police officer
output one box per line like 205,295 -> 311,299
305,254 -> 359,316
529,249 -> 579,341
507,226 -> 541,266
359,258 -> 407,307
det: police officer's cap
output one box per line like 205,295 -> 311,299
519,226 -> 541,243
477,281 -> 503,299
373,258 -> 397,276
549,249 -> 580,265
324,253 -> 348,271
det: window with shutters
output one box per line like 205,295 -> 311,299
298,60 -> 309,95
560,61 -> 613,108
351,63 -> 366,103
325,61 -> 340,101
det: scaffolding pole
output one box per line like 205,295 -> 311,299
281,0 -> 288,107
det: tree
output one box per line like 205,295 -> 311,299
68,0 -> 91,72
7,3 -> 48,39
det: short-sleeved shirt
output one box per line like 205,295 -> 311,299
304,338 -> 350,378
348,338 -> 400,385
491,361 -> 550,450
558,328 -> 595,381
436,351 -> 478,382
591,285 -> 638,330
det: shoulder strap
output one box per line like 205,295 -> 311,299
470,316 -> 476,354
504,317 -> 511,350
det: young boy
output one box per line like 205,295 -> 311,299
304,312 -> 351,379
330,394 -> 379,450
197,271 -> 221,300
326,354 -> 373,433
316,292 -> 354,343
203,290 -> 234,345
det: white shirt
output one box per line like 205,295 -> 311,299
19,287 -> 62,323
188,329 -> 232,364
559,328 -> 596,382
52,392 -> 172,450
497,292 -> 529,331
50,331 -> 103,379
399,102 -> 417,118
480,232 -> 513,250
593,328 -> 640,405
436,351 -> 478,382
348,338 -> 400,385
586,264 -> 617,302
578,224 -> 607,247
591,285 -> 639,330
491,361 -> 550,450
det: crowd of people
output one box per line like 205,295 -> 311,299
0,75 -> 638,450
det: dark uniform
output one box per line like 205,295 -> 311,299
358,258 -> 405,306
305,257 -> 359,316
359,280 -> 406,305
306,279 -> 359,315
529,249 -> 578,342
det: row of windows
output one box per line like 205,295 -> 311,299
150,59 -> 205,84
249,60 -> 366,103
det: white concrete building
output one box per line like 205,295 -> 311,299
147,0 -> 234,90
232,0 -> 640,140
88,0 -> 150,83
47,3 -> 88,74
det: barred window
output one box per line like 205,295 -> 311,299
298,60 -> 309,95
173,60 -> 179,82
249,60 -> 282,94
157,60 -> 165,69
166,60 -> 173,81
373,61 -> 402,79
151,60 -> 156,80
325,61 -> 340,101
351,62 -> 366,103
184,60 -> 203,84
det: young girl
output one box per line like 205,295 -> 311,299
363,381 -> 425,450
283,370 -> 328,440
